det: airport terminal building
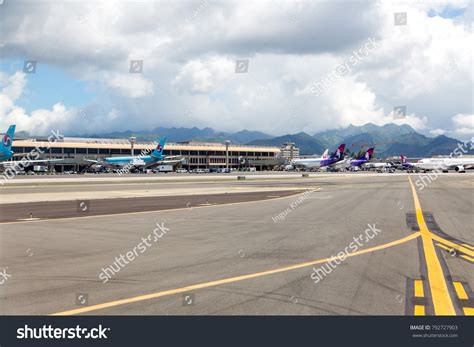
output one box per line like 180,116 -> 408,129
11,137 -> 284,172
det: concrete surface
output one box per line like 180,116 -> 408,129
0,173 -> 472,315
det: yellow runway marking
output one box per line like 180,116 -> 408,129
463,307 -> 474,316
431,235 -> 474,258
407,176 -> 456,316
414,305 -> 425,316
435,243 -> 452,252
453,282 -> 468,300
461,244 -> 474,251
414,280 -> 424,297
51,232 -> 420,316
460,255 -> 474,263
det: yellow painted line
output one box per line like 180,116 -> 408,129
463,307 -> 474,315
453,282 -> 468,300
414,305 -> 425,316
414,280 -> 424,297
51,231 -> 420,316
460,255 -> 474,263
462,244 -> 474,251
431,234 -> 474,258
436,243 -> 453,252
407,175 -> 456,316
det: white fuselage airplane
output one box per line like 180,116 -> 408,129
291,145 -> 345,169
362,162 -> 392,169
412,157 -> 474,172
290,149 -> 328,168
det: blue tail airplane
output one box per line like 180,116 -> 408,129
0,125 -> 15,162
86,137 -> 183,170
0,124 -> 64,169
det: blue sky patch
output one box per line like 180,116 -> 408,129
0,59 -> 94,113
428,6 -> 466,18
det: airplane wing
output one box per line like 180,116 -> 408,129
161,155 -> 184,163
158,159 -> 184,165
143,156 -> 184,168
330,158 -> 348,169
84,158 -> 100,164
1,158 -> 64,167
445,161 -> 474,171
153,156 -> 185,166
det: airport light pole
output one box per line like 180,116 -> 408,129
225,140 -> 230,170
129,136 -> 136,157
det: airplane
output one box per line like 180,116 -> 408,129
400,155 -> 415,169
0,125 -> 15,162
0,124 -> 64,168
352,148 -> 375,166
284,149 -> 329,170
86,137 -> 183,170
291,144 -> 345,169
362,161 -> 393,170
333,148 -> 375,170
401,154 -> 474,173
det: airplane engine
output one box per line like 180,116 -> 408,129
455,165 -> 465,172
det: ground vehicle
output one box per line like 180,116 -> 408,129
176,168 -> 188,173
157,165 -> 173,173
33,165 -> 48,174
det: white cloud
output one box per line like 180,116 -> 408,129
452,113 -> 474,137
0,71 -> 114,135
0,71 -> 27,102
0,0 -> 472,137
429,128 -> 448,136
173,56 -> 234,94
103,71 -> 154,98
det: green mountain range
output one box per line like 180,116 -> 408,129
249,123 -> 473,157
72,123 -> 472,158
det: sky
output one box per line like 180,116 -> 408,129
0,0 -> 473,139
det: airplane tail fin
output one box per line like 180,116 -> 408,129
151,137 -> 166,158
321,149 -> 329,159
365,148 -> 374,160
332,144 -> 345,159
400,155 -> 406,163
1,124 -> 15,153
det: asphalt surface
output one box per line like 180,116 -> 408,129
0,172 -> 326,204
0,173 -> 472,315
0,191 -> 300,222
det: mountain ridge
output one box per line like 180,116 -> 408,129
28,123 -> 473,157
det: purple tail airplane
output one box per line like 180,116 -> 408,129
291,144 -> 346,169
400,155 -> 415,168
350,148 -> 375,167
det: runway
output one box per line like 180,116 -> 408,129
0,173 -> 472,315
0,191 -> 301,223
